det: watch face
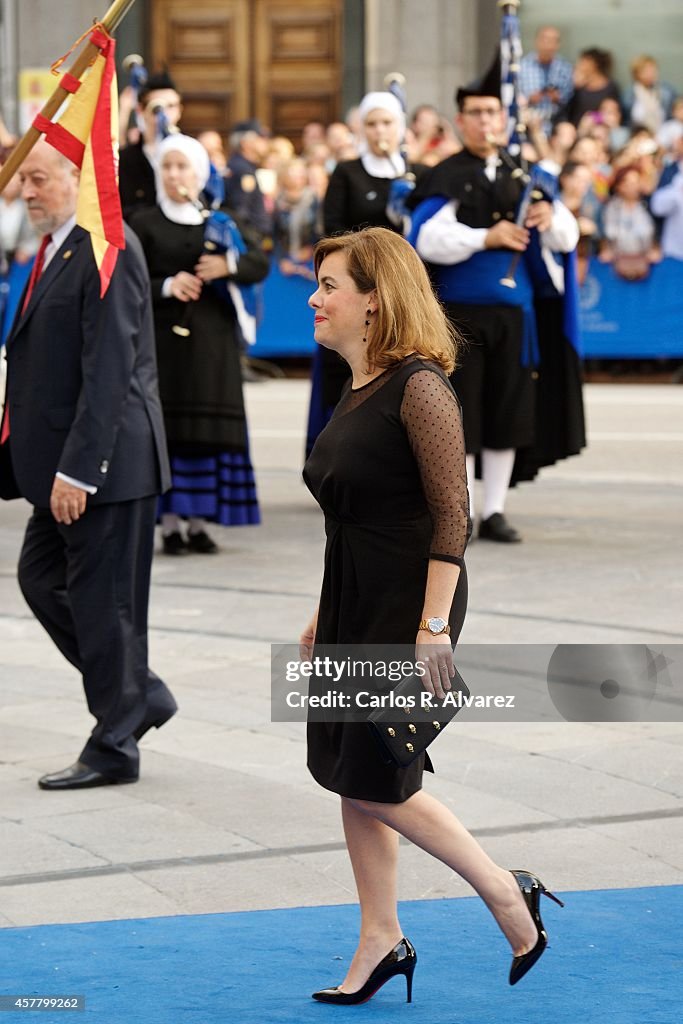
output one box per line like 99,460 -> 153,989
428,617 -> 447,634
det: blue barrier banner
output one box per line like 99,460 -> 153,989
251,263 -> 316,358
253,255 -> 683,361
0,259 -> 33,347
580,256 -> 683,358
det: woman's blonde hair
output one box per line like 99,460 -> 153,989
313,227 -> 460,374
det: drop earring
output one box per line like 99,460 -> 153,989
362,308 -> 371,343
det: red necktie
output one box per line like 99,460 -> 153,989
21,232 -> 52,315
0,233 -> 52,444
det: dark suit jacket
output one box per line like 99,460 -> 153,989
0,223 -> 171,507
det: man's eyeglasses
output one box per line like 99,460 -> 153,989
145,101 -> 181,112
462,107 -> 501,119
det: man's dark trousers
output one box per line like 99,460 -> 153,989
18,495 -> 172,778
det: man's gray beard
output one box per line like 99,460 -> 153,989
29,214 -> 58,236
29,206 -> 73,237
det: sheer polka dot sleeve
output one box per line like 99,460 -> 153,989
400,368 -> 471,565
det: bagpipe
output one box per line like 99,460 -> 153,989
496,0 -> 558,288
152,104 -> 177,142
122,52 -> 147,97
172,190 -> 256,346
202,162 -> 226,210
122,53 -> 178,141
496,1 -> 580,357
121,53 -> 148,138
382,72 -> 417,231
497,156 -> 558,289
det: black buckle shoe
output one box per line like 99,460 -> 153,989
187,530 -> 219,554
479,513 -> 522,543
162,531 -> 188,556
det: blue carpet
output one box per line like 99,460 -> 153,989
1,886 -> 681,1023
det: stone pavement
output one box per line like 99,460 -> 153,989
0,380 -> 681,929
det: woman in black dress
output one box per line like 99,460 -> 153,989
131,135 -> 268,554
305,90 -> 426,455
302,228 -> 563,1005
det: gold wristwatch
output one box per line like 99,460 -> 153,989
419,617 -> 451,636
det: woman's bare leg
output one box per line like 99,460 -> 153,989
336,796 -> 404,992
349,790 -> 539,955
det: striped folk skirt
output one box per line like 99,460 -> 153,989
158,448 -> 260,526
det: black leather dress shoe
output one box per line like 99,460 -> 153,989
38,761 -> 138,791
479,512 -> 522,543
186,529 -> 218,554
133,705 -> 178,741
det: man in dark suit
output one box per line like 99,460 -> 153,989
0,140 -> 177,790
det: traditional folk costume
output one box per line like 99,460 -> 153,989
409,67 -> 581,542
131,135 -> 268,552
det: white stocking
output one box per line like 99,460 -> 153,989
481,448 -> 515,520
161,513 -> 181,537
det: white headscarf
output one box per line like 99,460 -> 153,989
357,91 -> 406,178
156,134 -> 211,225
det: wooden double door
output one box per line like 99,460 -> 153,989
150,0 -> 344,148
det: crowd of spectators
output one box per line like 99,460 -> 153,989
515,33 -> 683,283
2,25 -> 683,336
177,28 -> 681,289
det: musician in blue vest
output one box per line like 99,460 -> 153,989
408,63 -> 578,543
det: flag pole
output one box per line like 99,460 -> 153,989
0,0 -> 138,194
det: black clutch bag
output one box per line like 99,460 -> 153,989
367,667 -> 470,768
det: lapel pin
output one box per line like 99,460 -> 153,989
63,250 -> 72,260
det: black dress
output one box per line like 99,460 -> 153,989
303,358 -> 471,803
305,158 -> 427,457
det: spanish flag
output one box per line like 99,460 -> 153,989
34,28 -> 124,296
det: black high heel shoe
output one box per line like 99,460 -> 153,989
312,937 -> 417,1005
509,869 -> 564,986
